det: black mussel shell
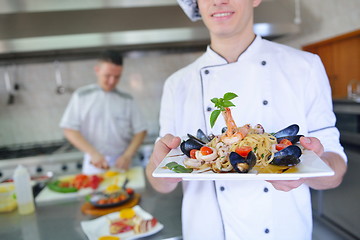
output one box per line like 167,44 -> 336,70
196,129 -> 212,143
273,124 -> 300,138
229,151 -> 257,173
222,127 -> 227,133
276,135 -> 304,144
180,135 -> 205,157
270,145 -> 302,166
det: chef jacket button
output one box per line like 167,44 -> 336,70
261,60 -> 267,66
220,186 -> 225,191
207,107 -> 212,112
263,100 -> 268,105
265,228 -> 270,234
204,69 -> 210,74
264,187 -> 269,193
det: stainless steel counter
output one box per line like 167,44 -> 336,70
0,170 -> 183,240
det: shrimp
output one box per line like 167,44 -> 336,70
220,107 -> 250,145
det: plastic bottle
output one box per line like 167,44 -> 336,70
13,165 -> 35,215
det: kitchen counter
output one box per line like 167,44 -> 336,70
0,168 -> 183,240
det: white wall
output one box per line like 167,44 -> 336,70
277,0 -> 360,48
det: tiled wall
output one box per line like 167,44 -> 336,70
0,51 -> 202,146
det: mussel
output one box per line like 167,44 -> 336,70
273,124 -> 303,144
180,134 -> 205,158
196,129 -> 213,143
270,145 -> 302,166
229,151 -> 257,173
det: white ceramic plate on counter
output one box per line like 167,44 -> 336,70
152,148 -> 334,180
81,205 -> 163,240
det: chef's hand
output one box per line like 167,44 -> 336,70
267,136 -> 324,192
146,134 -> 182,193
115,154 -> 132,170
90,152 -> 109,170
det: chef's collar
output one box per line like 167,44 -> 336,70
204,35 -> 263,65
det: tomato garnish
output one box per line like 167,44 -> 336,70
200,146 -> 213,155
189,149 -> 198,159
235,146 -> 253,157
276,143 -> 288,151
279,139 -> 292,146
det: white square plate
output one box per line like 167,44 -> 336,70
152,148 -> 334,180
81,205 -> 163,240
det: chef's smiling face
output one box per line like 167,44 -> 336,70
198,0 -> 262,39
95,61 -> 123,92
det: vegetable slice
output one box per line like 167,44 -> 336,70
166,162 -> 193,173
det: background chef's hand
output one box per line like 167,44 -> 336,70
146,134 -> 182,191
299,136 -> 324,156
115,154 -> 132,170
90,152 -> 109,170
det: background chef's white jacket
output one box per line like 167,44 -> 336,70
159,35 -> 347,240
60,84 -> 147,174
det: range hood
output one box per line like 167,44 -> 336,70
0,0 -> 301,58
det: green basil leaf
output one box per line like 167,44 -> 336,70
222,100 -> 236,108
166,162 -> 193,173
211,98 -> 219,104
210,110 -> 221,128
223,92 -> 238,100
173,165 -> 193,173
166,161 -> 179,169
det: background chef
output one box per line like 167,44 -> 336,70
60,50 -> 147,174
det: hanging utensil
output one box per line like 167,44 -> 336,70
4,69 -> 15,105
54,60 -> 66,94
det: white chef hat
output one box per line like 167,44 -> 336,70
177,0 -> 201,22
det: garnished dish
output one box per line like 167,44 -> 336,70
81,205 -> 164,240
88,183 -> 135,208
175,92 -> 303,174
153,92 -> 335,180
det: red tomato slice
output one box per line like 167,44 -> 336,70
200,146 -> 213,155
235,146 -> 253,157
279,139 -> 292,146
189,149 -> 197,159
276,143 -> 288,151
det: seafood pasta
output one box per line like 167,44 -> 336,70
178,92 -> 302,174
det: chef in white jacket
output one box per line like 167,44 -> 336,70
60,50 -> 147,174
146,0 -> 347,240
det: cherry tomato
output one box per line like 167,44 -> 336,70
276,144 -> 288,151
97,199 -> 107,205
200,146 -> 213,155
279,139 -> 292,146
235,146 -> 253,157
189,149 -> 198,159
126,188 -> 134,195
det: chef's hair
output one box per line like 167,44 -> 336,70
100,50 -> 123,66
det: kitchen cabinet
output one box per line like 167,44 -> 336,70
303,30 -> 360,99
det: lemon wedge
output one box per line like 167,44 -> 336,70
105,184 -> 121,194
104,170 -> 119,178
119,208 -> 136,219
98,236 -> 120,240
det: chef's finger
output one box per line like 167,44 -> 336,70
300,136 -> 324,156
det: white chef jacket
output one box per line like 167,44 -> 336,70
159,35 -> 347,240
60,84 -> 147,174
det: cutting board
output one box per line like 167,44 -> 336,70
35,166 -> 145,204
81,193 -> 141,217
